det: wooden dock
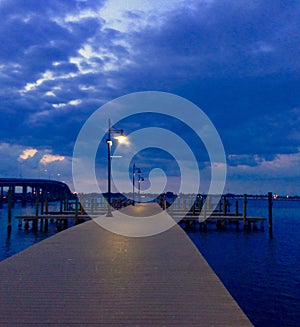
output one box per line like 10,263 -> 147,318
10,192 -> 272,234
169,209 -> 266,231
0,203 -> 252,326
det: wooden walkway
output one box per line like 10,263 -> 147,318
0,203 -> 252,326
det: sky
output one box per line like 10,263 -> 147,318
0,0 -> 300,195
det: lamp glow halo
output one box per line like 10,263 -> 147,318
72,91 -> 226,237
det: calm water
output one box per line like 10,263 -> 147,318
0,201 -> 61,261
187,199 -> 300,327
0,199 -> 300,326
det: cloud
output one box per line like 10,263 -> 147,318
40,154 -> 65,164
52,99 -> 82,108
19,148 -> 38,160
0,0 -> 299,194
0,143 -> 68,181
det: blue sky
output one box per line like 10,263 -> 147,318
0,0 -> 300,195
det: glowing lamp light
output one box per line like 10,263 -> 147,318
114,133 -> 127,144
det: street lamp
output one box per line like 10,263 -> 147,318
106,119 -> 126,217
132,163 -> 141,206
138,175 -> 144,203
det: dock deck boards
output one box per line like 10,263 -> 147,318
0,203 -> 252,326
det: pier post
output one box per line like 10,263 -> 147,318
33,199 -> 39,231
40,198 -> 44,215
192,198 -> 196,216
169,200 -> 173,215
235,199 -> 239,216
40,218 -> 44,232
243,194 -> 247,230
0,186 -> 3,206
199,196 -> 203,212
80,196 -> 85,215
75,197 -> 79,224
200,198 -> 207,231
235,199 -> 239,230
44,218 -> 48,232
60,199 -> 63,213
45,198 -> 48,214
64,198 -> 68,212
223,195 -> 227,215
268,192 -> 273,234
91,198 -> 94,213
7,189 -> 12,233
207,195 -> 211,211
22,186 -> 27,207
44,198 -> 49,231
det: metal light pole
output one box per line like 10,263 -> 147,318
138,175 -> 144,203
106,119 -> 125,217
132,164 -> 141,206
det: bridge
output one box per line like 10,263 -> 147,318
0,178 -> 74,202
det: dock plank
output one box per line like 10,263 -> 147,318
0,203 -> 252,326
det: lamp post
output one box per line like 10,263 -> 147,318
138,175 -> 144,203
132,163 -> 141,206
106,119 -> 126,217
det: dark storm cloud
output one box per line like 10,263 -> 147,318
128,1 -> 300,76
119,1 -> 300,163
0,0 -> 110,149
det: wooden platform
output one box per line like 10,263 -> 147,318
0,203 -> 253,326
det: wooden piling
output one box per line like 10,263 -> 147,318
75,198 -> 79,224
33,199 -> 39,231
199,196 -> 203,212
45,198 -> 49,214
64,198 -> 68,212
60,199 -> 63,213
90,198 -> 94,213
7,189 -> 12,233
243,194 -> 247,229
235,199 -> 239,216
268,192 -> 273,234
0,188 -> 3,208
80,196 -> 85,215
203,199 -> 207,231
40,218 -> 44,232
44,218 -> 48,232
192,199 -> 196,216
223,195 -> 227,215
63,219 -> 68,229
40,199 -> 44,215
207,195 -> 211,211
